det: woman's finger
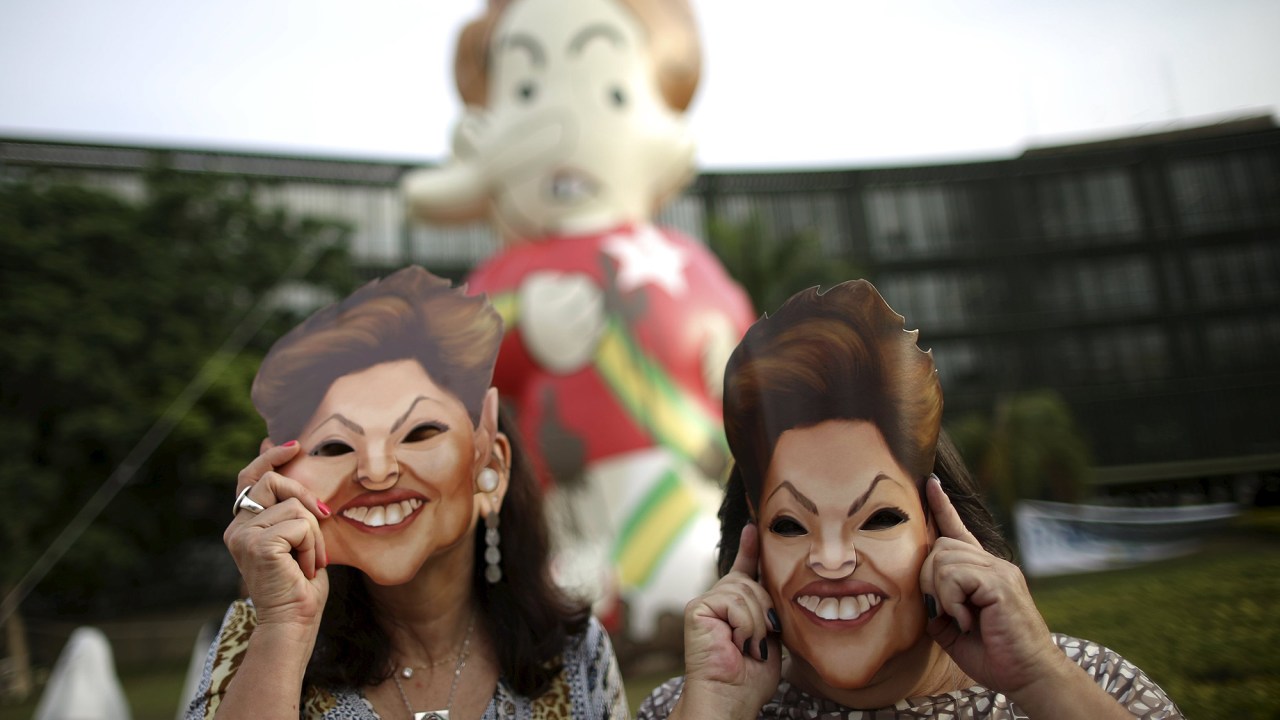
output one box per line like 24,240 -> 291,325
235,440 -> 303,495
729,522 -> 761,579
920,537 -> 992,633
926,475 -> 981,548
692,581 -> 772,661
238,470 -> 333,528
727,523 -> 779,643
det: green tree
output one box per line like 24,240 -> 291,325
948,390 -> 1095,533
705,214 -> 865,314
0,168 -> 356,685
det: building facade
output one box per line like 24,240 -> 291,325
4,117 -> 1277,498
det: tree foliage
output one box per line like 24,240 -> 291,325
948,390 -> 1095,530
705,214 -> 865,315
0,168 -> 357,616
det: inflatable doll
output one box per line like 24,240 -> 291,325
402,0 -> 755,637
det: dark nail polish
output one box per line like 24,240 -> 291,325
925,594 -> 938,619
742,637 -> 752,656
759,638 -> 768,661
767,608 -> 781,632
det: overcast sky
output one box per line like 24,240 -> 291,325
2,0 -> 1277,169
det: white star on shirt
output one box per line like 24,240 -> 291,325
602,225 -> 689,296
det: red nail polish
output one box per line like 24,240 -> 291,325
317,501 -> 331,517
282,440 -> 299,448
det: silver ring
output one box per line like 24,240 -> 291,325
232,485 -> 266,516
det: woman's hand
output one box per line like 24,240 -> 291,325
676,523 -> 781,720
918,476 -> 1077,701
223,441 -> 333,630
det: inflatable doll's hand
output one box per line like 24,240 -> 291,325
402,109 -> 572,225
518,271 -> 606,373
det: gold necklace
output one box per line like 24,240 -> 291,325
391,612 -> 475,720
397,612 -> 475,679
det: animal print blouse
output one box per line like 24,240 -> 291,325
637,634 -> 1181,719
185,600 -> 629,720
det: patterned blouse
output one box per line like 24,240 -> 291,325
637,634 -> 1181,719
185,600 -> 629,720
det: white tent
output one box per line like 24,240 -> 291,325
32,626 -> 132,720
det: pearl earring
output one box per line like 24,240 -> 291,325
477,467 -> 499,493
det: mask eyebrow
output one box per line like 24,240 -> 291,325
391,396 -> 432,434
568,23 -> 624,55
848,474 -> 890,517
765,480 -> 817,515
309,414 -> 363,439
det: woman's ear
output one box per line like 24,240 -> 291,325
473,387 -> 500,472
474,387 -> 511,515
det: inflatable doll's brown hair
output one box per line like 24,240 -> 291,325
454,0 -> 702,111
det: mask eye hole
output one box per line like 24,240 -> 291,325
769,517 -> 807,537
608,85 -> 627,108
404,423 -> 446,443
862,509 -> 908,531
311,441 -> 353,458
517,81 -> 537,103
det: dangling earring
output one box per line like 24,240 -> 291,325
484,511 -> 502,584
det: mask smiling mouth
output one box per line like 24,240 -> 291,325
337,497 -> 422,525
796,592 -> 884,621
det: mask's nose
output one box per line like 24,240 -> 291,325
357,448 -> 399,490
808,534 -> 857,579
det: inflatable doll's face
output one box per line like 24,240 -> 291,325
472,0 -> 694,238
758,420 -> 935,693
279,359 -> 484,585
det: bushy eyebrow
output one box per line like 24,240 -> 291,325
847,475 -> 889,517
391,396 -> 430,434
764,474 -> 892,517
309,414 -> 363,438
765,481 -> 817,514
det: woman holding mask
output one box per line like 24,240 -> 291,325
186,266 -> 627,719
639,280 -> 1180,719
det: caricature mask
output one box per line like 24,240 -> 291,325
250,267 -> 504,585
722,280 -> 944,694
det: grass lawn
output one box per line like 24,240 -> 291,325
5,509 -> 1277,719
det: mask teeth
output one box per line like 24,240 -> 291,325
796,593 -> 881,620
342,498 -> 423,526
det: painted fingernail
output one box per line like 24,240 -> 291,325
759,638 -> 768,661
282,440 -> 298,448
767,608 -> 781,632
317,501 -> 331,517
925,594 -> 938,619
742,638 -> 752,656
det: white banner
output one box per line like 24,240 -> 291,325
1013,500 -> 1239,577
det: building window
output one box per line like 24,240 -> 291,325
1171,150 -> 1280,233
864,183 -> 977,260
1035,168 -> 1141,242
